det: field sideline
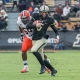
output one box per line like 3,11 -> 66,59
0,50 -> 80,80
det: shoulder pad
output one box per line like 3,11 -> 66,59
47,16 -> 54,24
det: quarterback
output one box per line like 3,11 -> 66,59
26,5 -> 59,76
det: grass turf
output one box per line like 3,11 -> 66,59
0,50 -> 80,80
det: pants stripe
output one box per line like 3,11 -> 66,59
37,43 -> 46,51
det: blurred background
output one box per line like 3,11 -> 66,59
0,0 -> 80,50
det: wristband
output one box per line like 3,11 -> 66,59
56,35 -> 59,39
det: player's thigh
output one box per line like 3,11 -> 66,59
31,38 -> 46,52
22,36 -> 32,52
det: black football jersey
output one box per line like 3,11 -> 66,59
26,13 -> 59,40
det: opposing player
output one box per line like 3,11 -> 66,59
17,10 -> 50,73
26,5 -> 59,76
17,10 -> 33,73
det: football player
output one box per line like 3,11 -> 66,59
26,5 -> 59,76
17,10 -> 33,73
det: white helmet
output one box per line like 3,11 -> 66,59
33,7 -> 39,13
40,5 -> 49,12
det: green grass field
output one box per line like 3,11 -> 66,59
0,50 -> 80,80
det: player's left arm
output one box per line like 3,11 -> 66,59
19,26 -> 23,33
49,18 -> 59,43
18,26 -> 24,41
26,19 -> 36,29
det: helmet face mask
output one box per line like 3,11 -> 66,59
21,17 -> 29,24
40,12 -> 48,18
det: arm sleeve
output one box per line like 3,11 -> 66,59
50,24 -> 60,39
26,19 -> 36,29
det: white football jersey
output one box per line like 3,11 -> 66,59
17,16 -> 26,28
17,16 -> 33,39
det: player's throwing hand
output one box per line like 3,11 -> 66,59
33,20 -> 42,27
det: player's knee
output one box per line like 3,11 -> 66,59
44,54 -> 47,59
22,48 -> 27,52
31,48 -> 37,52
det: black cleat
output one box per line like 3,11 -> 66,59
39,65 -> 46,74
51,69 -> 57,76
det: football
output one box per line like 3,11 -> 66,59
32,20 -> 42,25
37,20 -> 42,23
